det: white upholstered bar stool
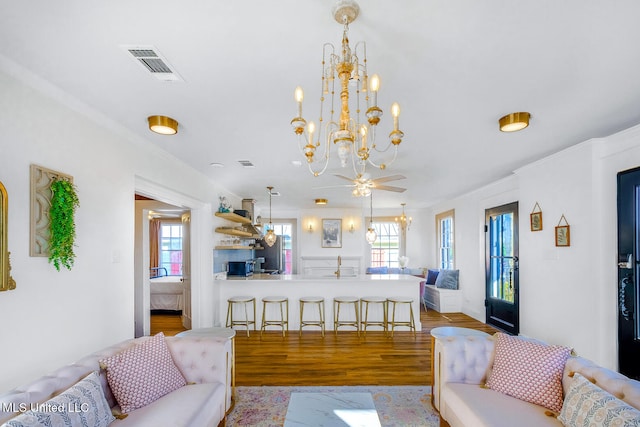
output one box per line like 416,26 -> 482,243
387,296 -> 416,337
225,296 -> 256,337
333,296 -> 360,335
299,296 -> 326,337
260,296 -> 289,337
360,296 -> 388,335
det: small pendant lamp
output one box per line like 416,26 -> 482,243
264,186 -> 277,247
365,192 -> 377,245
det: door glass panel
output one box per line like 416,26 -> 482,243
489,212 -> 515,303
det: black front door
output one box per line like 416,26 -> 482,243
618,167 -> 640,379
485,202 -> 519,335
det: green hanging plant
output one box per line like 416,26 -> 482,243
48,178 -> 80,271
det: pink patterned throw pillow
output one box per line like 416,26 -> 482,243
485,332 -> 571,413
100,332 -> 186,413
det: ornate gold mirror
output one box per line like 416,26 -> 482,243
1,181 -> 16,291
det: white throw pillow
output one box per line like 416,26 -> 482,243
1,371 -> 115,427
558,372 -> 640,426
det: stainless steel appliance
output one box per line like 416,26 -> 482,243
254,236 -> 283,273
227,260 -> 254,277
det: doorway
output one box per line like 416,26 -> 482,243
485,202 -> 519,335
617,166 -> 640,379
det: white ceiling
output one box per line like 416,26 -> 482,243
2,0 -> 640,212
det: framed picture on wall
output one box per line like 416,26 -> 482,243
530,212 -> 543,231
555,225 -> 570,247
321,219 -> 342,248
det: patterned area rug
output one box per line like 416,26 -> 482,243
226,385 -> 439,426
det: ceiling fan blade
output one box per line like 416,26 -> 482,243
371,174 -> 406,184
312,184 -> 355,190
333,174 -> 356,182
374,184 -> 406,193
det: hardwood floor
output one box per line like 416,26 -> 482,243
151,308 -> 498,386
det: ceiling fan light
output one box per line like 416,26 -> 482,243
499,112 -> 530,132
148,115 -> 178,135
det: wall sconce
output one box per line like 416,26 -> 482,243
308,222 -> 314,233
349,223 -> 355,233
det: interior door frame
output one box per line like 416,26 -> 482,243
485,201 -> 520,335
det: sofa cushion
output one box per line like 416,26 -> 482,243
485,332 -> 571,413
100,332 -> 186,413
435,269 -> 459,289
2,371 -> 115,427
366,266 -> 388,274
113,383 -> 226,427
426,269 -> 439,285
442,382 -> 563,427
558,373 -> 640,426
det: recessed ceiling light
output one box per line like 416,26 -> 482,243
209,162 -> 224,168
315,198 -> 328,205
291,160 -> 302,167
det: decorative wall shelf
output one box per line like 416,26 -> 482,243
214,227 -> 253,237
215,212 -> 251,224
214,245 -> 253,250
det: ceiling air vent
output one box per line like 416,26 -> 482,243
238,160 -> 255,168
122,45 -> 183,82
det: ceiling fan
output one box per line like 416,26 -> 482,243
315,173 -> 406,196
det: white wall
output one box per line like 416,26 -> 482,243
425,125 -> 640,370
0,67 -> 222,390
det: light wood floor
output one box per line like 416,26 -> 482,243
151,308 -> 497,386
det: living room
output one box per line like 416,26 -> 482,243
1,1 -> 640,425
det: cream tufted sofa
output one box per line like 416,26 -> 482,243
0,335 -> 232,427
434,334 -> 640,427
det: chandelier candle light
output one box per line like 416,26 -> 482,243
395,203 -> 412,231
291,0 -> 405,178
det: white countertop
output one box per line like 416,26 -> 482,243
221,273 -> 423,282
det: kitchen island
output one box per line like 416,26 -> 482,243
215,274 -> 423,332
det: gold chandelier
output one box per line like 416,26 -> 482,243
395,203 -> 412,231
291,0 -> 405,178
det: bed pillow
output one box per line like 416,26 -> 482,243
434,269 -> 459,289
558,372 -> 640,427
99,332 -> 186,413
425,269 -> 439,285
3,371 -> 115,427
485,332 -> 571,413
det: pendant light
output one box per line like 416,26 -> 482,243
264,186 -> 277,247
365,192 -> 377,245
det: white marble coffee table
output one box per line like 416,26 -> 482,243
284,392 -> 381,427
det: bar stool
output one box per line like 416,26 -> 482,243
299,296 -> 325,337
260,296 -> 289,337
360,296 -> 388,335
387,296 -> 416,337
333,296 -> 360,335
225,296 -> 256,337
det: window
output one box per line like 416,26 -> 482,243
436,210 -> 455,269
160,222 -> 183,276
370,220 -> 401,268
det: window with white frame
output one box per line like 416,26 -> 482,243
436,210 -> 455,269
160,222 -> 183,276
369,219 -> 401,268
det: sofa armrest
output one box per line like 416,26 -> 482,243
165,336 -> 232,411
434,335 -> 495,411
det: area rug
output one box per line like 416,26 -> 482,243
226,385 -> 439,426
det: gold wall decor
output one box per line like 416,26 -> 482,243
30,164 -> 73,257
1,181 -> 16,291
530,202 -> 543,232
555,214 -> 571,247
